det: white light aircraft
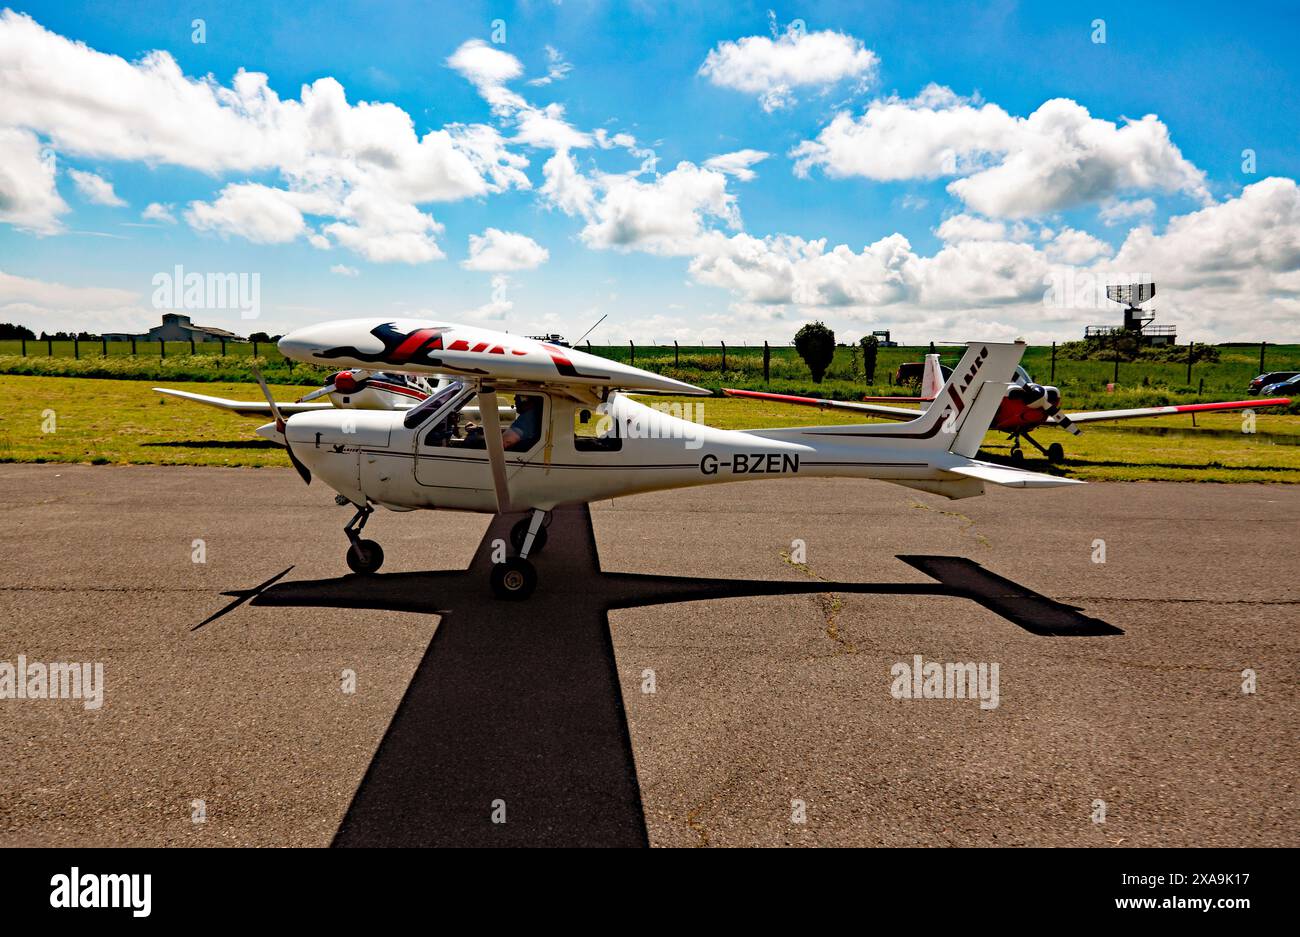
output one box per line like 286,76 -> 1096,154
235,318 -> 1080,600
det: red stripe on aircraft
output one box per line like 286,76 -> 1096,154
1171,397 -> 1291,414
390,328 -> 441,362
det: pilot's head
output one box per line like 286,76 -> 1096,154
516,395 -> 539,411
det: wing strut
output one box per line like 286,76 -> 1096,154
476,384 -> 512,513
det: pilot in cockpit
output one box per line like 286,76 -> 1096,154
446,394 -> 543,451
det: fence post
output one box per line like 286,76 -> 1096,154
131,337 -> 136,356
1050,341 -> 1056,383
1112,333 -> 1120,384
721,341 -> 726,370
74,338 -> 79,360
101,337 -> 107,357
628,340 -> 634,366
47,338 -> 53,356
253,340 -> 259,359
221,338 -> 226,357
674,340 -> 679,367
763,341 -> 770,384
21,337 -> 26,356
1186,340 -> 1194,384
160,340 -> 165,360
1259,341 -> 1266,374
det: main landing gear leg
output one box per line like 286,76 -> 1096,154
492,509 -> 546,600
344,504 -> 384,574
1021,431 -> 1065,464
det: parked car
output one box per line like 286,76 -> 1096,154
1248,370 -> 1298,394
1259,373 -> 1300,396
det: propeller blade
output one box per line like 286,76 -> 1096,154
296,384 -> 336,403
1046,407 -> 1082,436
251,366 -> 312,484
285,446 -> 313,485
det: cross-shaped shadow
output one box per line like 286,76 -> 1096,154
200,503 -> 1119,847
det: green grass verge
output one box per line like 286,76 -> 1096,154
1,374 -> 1297,483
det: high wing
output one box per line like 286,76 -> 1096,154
277,318 -> 709,396
1054,396 -> 1292,425
723,388 -> 923,421
153,387 -> 334,416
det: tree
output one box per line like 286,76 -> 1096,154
0,323 -> 36,340
859,334 -> 879,383
794,322 -> 836,384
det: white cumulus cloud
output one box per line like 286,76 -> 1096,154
703,149 -> 770,182
68,168 -> 126,206
700,26 -> 878,111
0,127 -> 68,233
141,202 -> 176,223
462,228 -> 550,271
793,86 -> 1211,218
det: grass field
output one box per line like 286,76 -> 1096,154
1,374 -> 1296,483
2,340 -> 1296,412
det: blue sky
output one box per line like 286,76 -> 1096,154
1,0 -> 1298,344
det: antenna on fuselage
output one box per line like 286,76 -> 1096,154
574,313 -> 608,346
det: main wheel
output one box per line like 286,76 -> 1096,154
346,539 -> 384,574
1046,442 -> 1065,463
490,557 -> 537,600
1009,447 -> 1024,464
510,518 -> 548,555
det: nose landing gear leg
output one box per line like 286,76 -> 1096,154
344,504 -> 384,574
491,509 -> 546,600
1009,434 -> 1024,464
1021,431 -> 1066,464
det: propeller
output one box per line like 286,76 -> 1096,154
1022,382 -> 1082,436
252,365 -> 312,484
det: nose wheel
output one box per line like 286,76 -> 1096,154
346,539 -> 384,574
1009,433 -> 1066,464
491,557 -> 537,599
343,505 -> 384,575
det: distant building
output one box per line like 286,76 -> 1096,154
104,313 -> 247,343
1084,283 -> 1177,346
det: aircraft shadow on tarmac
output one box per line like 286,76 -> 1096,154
196,504 -> 1120,848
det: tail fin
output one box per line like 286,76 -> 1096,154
920,353 -> 944,400
850,342 -> 1023,453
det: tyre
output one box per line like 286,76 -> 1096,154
490,557 -> 537,600
1047,442 -> 1065,463
346,539 -> 384,574
1009,447 -> 1024,464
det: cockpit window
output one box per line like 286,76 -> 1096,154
402,380 -> 465,429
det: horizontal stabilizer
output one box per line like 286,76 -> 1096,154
945,461 -> 1085,489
